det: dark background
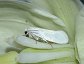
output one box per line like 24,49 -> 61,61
80,0 -> 84,4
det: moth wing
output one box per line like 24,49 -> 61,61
40,30 -> 69,44
28,27 -> 69,44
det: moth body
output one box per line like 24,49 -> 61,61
24,27 -> 69,44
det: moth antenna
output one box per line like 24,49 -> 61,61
42,38 -> 53,48
23,20 -> 28,36
28,30 -> 38,31
30,32 -> 39,34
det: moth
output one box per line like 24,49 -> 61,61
24,27 -> 69,47
24,28 -> 48,44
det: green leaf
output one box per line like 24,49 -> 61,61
0,51 -> 18,64
0,0 -> 81,64
0,21 -> 28,53
76,7 -> 84,64
17,48 -> 74,63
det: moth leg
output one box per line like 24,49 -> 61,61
48,43 -> 53,48
43,39 -> 53,48
29,33 -> 38,44
47,41 -> 53,48
26,34 -> 29,37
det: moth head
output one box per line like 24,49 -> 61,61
24,29 -> 28,34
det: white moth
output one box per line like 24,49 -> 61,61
24,27 -> 69,44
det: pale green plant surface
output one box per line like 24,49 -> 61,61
76,7 -> 84,64
0,0 -> 83,64
0,51 -> 18,64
